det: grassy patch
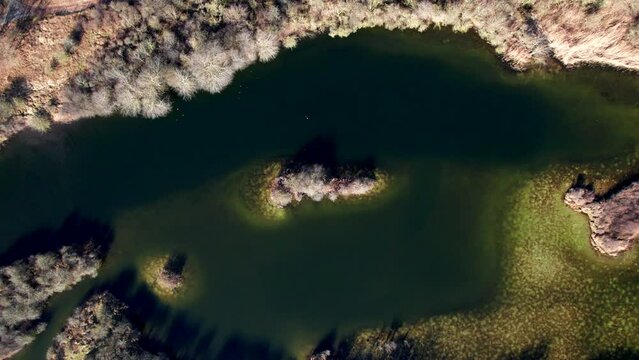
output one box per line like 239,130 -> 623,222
347,156 -> 639,359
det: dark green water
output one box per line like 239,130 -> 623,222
3,29 -> 639,358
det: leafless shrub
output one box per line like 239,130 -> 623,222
256,29 -> 280,62
221,3 -> 248,24
0,245 -> 102,359
47,292 -> 168,360
140,96 -> 171,118
186,41 -> 235,93
114,82 -> 141,117
52,0 -> 639,127
91,87 -> 114,116
164,67 -> 197,99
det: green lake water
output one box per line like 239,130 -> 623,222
3,29 -> 639,359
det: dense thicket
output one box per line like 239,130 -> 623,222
46,292 -> 168,360
269,164 -> 380,208
58,0 -> 639,122
0,243 -> 103,359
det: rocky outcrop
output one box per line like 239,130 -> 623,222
0,243 -> 103,359
268,164 -> 380,208
46,292 -> 168,360
564,182 -> 639,256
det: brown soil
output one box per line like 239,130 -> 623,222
0,3 -> 124,141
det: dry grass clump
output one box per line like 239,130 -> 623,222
26,112 -> 52,132
241,162 -> 287,221
0,243 -> 103,359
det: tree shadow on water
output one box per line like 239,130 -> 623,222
591,349 -> 639,360
94,268 -> 292,360
286,135 -> 377,179
289,136 -> 339,170
214,335 -> 293,360
0,211 -> 113,266
502,342 -> 549,360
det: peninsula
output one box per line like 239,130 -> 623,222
565,180 -> 639,256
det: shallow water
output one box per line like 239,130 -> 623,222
3,28 -> 639,358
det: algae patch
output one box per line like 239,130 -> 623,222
140,253 -> 191,302
343,159 -> 639,359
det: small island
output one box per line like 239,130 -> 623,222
564,180 -> 639,256
248,157 -> 388,220
46,292 -> 168,359
0,242 -> 103,359
268,163 -> 384,208
141,252 -> 187,299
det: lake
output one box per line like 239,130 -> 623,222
3,28 -> 639,359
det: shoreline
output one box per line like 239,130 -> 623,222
0,0 -> 638,146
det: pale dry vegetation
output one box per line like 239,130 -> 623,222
0,0 -> 637,142
268,164 -> 380,208
0,243 -> 103,359
46,292 -> 168,360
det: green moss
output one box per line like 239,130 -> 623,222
224,161 -> 288,228
139,253 -> 192,303
349,155 -> 639,359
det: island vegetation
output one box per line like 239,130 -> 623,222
0,242 -> 103,359
46,292 -> 168,359
268,164 -> 386,208
242,156 -> 388,221
140,252 -> 187,300
0,0 -> 638,143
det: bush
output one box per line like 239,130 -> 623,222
0,244 -> 102,359
47,292 -> 168,360
26,113 -> 51,132
256,30 -> 280,62
164,68 -> 197,99
186,41 -> 235,93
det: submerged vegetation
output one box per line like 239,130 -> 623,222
335,158 -> 639,359
0,243 -> 103,359
46,292 -> 168,359
238,158 -> 388,222
140,252 -> 187,300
